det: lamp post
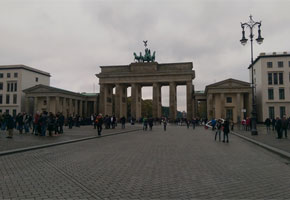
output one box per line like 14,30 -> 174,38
240,15 -> 264,135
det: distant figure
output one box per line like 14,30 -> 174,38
265,118 -> 271,133
96,114 -> 103,136
281,115 -> 288,138
6,114 -> 14,139
120,116 -> 126,129
215,119 -> 222,142
162,118 -> 167,131
275,116 -> 282,139
222,119 -> 230,143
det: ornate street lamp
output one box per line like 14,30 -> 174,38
240,15 -> 264,135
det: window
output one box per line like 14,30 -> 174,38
268,88 -> 274,100
14,83 -> 17,92
278,61 -> 284,68
7,73 -> 10,78
5,109 -> 9,114
0,82 -> 2,90
288,61 -> 290,67
273,73 -> 278,84
14,72 -> 18,78
226,109 -> 233,121
6,94 -> 9,104
267,62 -> 273,68
279,88 -> 285,100
0,73 -> 3,78
12,109 -> 16,117
7,83 -> 10,92
269,107 -> 275,119
0,95 -> 2,104
35,77 -> 38,82
268,73 -> 272,85
279,73 -> 283,84
280,106 -> 286,118
13,94 -> 17,104
226,97 -> 232,103
10,83 -> 13,92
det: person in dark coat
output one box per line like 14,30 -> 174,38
222,119 -> 230,143
271,118 -> 276,131
215,119 -> 222,142
120,116 -> 126,129
275,117 -> 282,139
96,114 -> 103,136
6,114 -> 14,138
281,115 -> 288,138
265,118 -> 271,133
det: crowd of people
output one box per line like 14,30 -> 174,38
264,115 -> 290,139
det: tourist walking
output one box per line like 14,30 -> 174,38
192,118 -> 196,129
281,115 -> 288,138
120,116 -> 126,129
215,119 -> 222,141
143,117 -> 148,131
96,114 -> 103,136
162,118 -> 167,131
222,119 -> 230,143
265,118 -> 271,133
271,118 -> 276,131
148,117 -> 153,131
275,116 -> 282,139
6,113 -> 14,139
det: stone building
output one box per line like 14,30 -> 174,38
23,84 -> 99,117
96,62 -> 195,121
250,52 -> 290,122
0,65 -> 50,116
195,78 -> 252,123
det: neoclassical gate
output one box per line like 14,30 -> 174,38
96,61 -> 195,121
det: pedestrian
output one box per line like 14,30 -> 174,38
222,119 -> 230,143
96,114 -> 103,136
265,118 -> 271,133
120,116 -> 126,129
143,117 -> 148,131
39,111 -> 48,136
47,112 -> 55,136
275,116 -> 282,139
192,118 -> 196,129
68,114 -> 73,129
162,118 -> 167,131
32,111 -> 40,135
246,117 -> 250,131
281,115 -> 288,138
6,113 -> 14,139
211,118 -> 216,131
271,118 -> 276,131
215,119 -> 222,142
59,113 -> 64,134
148,117 -> 153,131
186,119 -> 190,129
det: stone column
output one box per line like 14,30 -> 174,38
103,85 -> 113,116
99,84 -> 105,115
207,93 -> 213,119
115,84 -> 121,119
236,93 -> 241,123
25,97 -> 30,114
34,97 -> 38,114
69,98 -> 73,116
169,82 -> 177,121
131,83 -> 141,120
84,100 -> 88,117
55,96 -> 59,114
220,93 -> 225,119
153,82 -> 162,119
74,99 -> 78,116
46,96 -> 50,112
79,100 -> 83,117
186,81 -> 193,120
121,86 -> 128,119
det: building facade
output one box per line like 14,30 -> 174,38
96,62 -> 195,121
250,52 -> 290,122
23,85 -> 99,117
0,65 -> 50,116
194,79 -> 252,123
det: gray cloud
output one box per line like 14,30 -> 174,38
0,0 -> 290,111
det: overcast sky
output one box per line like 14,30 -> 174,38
1,0 -> 290,111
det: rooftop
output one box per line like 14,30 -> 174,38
0,64 -> 51,77
249,51 -> 290,69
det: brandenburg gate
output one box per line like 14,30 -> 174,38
96,42 -> 195,121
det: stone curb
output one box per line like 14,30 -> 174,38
0,128 -> 141,156
231,131 -> 290,160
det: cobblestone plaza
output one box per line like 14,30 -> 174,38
1,125 -> 290,199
